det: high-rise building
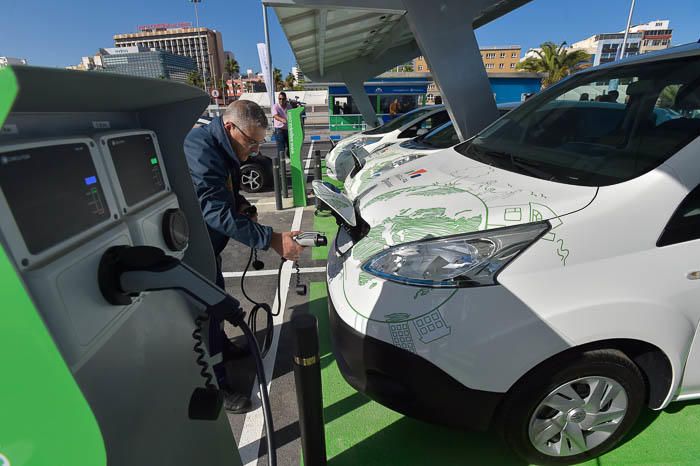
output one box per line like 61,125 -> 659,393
291,65 -> 305,84
566,19 -> 673,66
113,23 -> 226,86
0,57 -> 28,67
98,47 -> 197,83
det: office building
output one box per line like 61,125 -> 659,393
99,46 -> 197,83
113,23 -> 226,85
414,46 -> 522,74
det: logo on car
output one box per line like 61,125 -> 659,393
406,169 -> 427,178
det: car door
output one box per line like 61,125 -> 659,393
660,184 -> 700,397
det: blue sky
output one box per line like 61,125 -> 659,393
0,0 -> 698,75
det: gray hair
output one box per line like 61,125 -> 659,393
222,100 -> 268,130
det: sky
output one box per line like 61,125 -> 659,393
0,0 -> 698,76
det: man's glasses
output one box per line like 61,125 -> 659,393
233,124 -> 266,147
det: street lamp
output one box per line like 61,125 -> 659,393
618,0 -> 637,61
189,0 -> 208,91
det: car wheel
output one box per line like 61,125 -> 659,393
500,349 -> 646,465
241,164 -> 266,193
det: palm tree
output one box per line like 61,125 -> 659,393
284,72 -> 296,90
517,42 -> 591,88
186,71 -> 204,89
273,67 -> 283,92
225,57 -> 240,79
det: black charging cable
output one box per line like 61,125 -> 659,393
240,247 -> 284,359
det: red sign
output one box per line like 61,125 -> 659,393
138,22 -> 192,31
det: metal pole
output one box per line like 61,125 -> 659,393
262,5 -> 275,112
193,0 -> 208,91
272,156 -> 283,211
279,150 -> 288,198
618,0 -> 636,61
291,312 -> 327,466
313,149 -> 322,182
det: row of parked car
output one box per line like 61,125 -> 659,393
315,43 -> 700,465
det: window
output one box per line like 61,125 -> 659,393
510,63 -> 516,69
364,107 -> 435,135
398,110 -> 451,138
332,95 -> 373,115
418,65 -> 423,71
499,63 -> 505,69
485,52 -> 496,59
500,52 -> 506,58
419,123 -> 459,148
658,184 -> 700,246
485,63 -> 494,69
512,52 -> 518,58
378,95 -> 418,115
456,56 -> 700,187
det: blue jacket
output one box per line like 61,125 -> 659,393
184,117 -> 273,257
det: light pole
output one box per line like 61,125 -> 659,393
619,0 -> 637,61
190,0 -> 208,91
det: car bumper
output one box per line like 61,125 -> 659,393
327,287 -> 504,431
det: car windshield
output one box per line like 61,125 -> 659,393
456,56 -> 700,186
418,123 -> 459,148
363,107 -> 437,135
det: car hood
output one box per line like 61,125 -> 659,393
327,133 -> 365,164
345,143 -> 439,199
350,148 -> 597,262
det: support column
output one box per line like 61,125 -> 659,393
345,78 -> 381,129
403,0 -> 499,140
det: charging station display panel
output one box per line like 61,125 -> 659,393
106,133 -> 165,206
0,142 -> 110,254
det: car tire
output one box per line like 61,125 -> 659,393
500,349 -> 646,465
241,164 -> 266,193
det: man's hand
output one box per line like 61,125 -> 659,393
270,231 -> 304,262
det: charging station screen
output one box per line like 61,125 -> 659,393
0,142 -> 110,254
107,134 -> 165,206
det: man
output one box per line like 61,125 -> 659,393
184,100 -> 304,413
272,91 -> 292,157
389,98 -> 400,119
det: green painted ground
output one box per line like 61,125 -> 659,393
308,215 -> 700,465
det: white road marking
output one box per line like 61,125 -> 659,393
237,206 -> 304,466
222,266 -> 326,278
305,140 -> 315,172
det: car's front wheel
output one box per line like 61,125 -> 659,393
241,164 -> 266,193
501,349 -> 646,465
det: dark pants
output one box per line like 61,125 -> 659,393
275,127 -> 289,157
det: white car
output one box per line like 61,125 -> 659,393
344,102 -> 520,200
316,43 -> 700,465
325,105 -> 450,181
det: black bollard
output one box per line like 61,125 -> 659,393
291,312 -> 327,466
272,156 -> 283,211
279,150 -> 289,198
313,149 -> 322,181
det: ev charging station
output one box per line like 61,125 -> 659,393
0,66 -> 244,465
265,0 -> 532,140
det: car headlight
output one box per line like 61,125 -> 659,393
362,222 -> 550,287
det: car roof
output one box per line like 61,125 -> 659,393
580,42 -> 700,75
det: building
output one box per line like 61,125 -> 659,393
413,46 -> 521,74
0,57 -> 28,67
113,23 -> 226,86
567,19 -> 673,66
291,65 -> 305,84
425,72 -> 542,105
97,46 -> 197,83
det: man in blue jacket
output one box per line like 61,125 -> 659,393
184,100 -> 303,413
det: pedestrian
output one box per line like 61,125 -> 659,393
272,91 -> 292,157
184,99 -> 304,413
389,98 -> 401,119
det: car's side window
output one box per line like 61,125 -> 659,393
658,184 -> 700,247
399,111 -> 450,139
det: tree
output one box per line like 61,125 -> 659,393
225,57 -> 240,79
186,70 -> 204,89
273,67 -> 283,92
284,72 -> 296,90
517,42 -> 591,88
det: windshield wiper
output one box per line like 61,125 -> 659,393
485,149 -> 561,182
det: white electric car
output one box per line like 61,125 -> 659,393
325,105 -> 450,181
317,43 -> 700,465
344,102 -> 521,200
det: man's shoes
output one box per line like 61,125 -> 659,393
223,390 -> 253,414
223,338 -> 251,360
